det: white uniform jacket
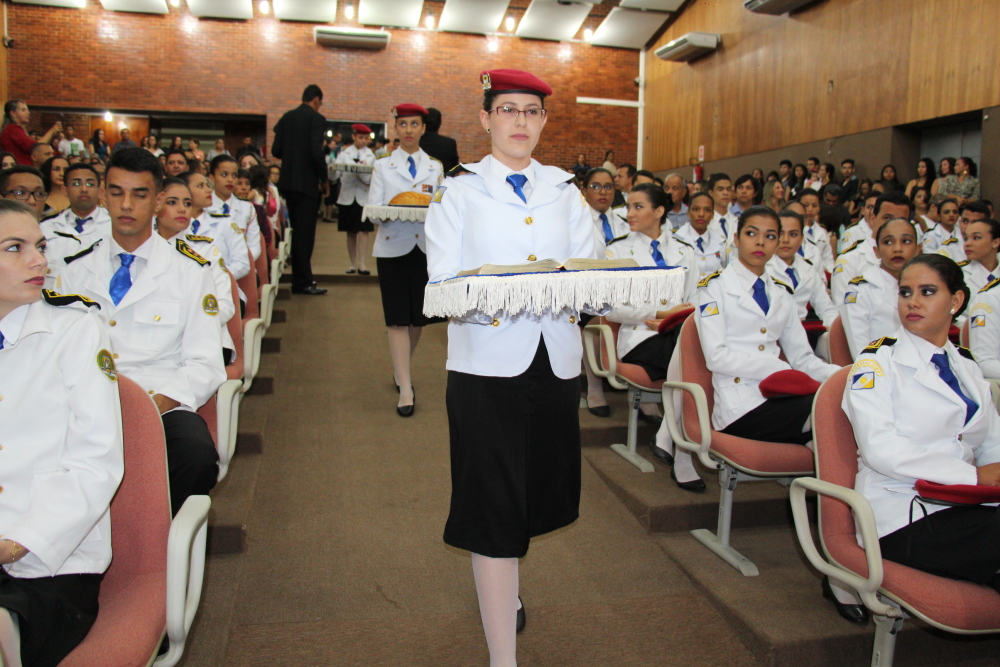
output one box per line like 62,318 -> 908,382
843,329 -> 1000,539
368,147 -> 443,258
831,238 -> 877,304
674,222 -> 726,278
0,298 -> 123,578
766,254 -> 838,327
604,229 -> 699,359
331,145 -> 376,206
920,223 -> 957,255
840,266 -> 901,360
960,259 -> 995,298
708,210 -> 737,248
40,207 -> 112,290
967,277 -> 1000,378
590,205 -> 629,250
695,261 -> 839,430
208,193 -> 262,261
838,218 -> 870,254
189,210 -> 252,282
171,233 -> 237,353
803,222 -> 834,273
425,156 -> 599,379
61,235 -> 226,411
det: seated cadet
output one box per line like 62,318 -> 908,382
39,163 -> 110,290
706,173 -> 737,248
947,201 -> 992,265
843,254 -> 1000,611
604,183 -> 702,491
696,206 -> 838,446
921,197 -> 960,255
766,209 -> 838,348
674,191 -> 727,278
959,218 -> 1000,298
180,170 -> 251,284
0,199 -> 124,667
206,155 -> 262,262
60,148 -> 225,515
797,188 -> 835,273
838,192 -> 878,253
841,219 -> 920,359
782,200 -> 822,271
155,177 -> 237,362
0,166 -> 47,222
832,191 -> 913,303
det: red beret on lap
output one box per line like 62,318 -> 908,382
351,124 -> 371,134
657,307 -> 695,334
801,320 -> 827,333
392,104 -> 427,119
915,479 -> 1000,505
480,69 -> 553,97
759,369 -> 821,398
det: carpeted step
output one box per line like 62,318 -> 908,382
260,336 -> 281,354
280,273 -> 380,285
270,309 -> 286,323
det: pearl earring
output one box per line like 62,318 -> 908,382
950,308 -> 956,314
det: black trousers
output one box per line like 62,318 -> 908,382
282,190 -> 319,290
720,394 -> 814,445
880,505 -> 1000,591
0,570 -> 102,667
162,410 -> 219,516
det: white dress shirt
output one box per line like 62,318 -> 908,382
673,222 -> 726,278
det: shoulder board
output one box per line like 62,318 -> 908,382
958,346 -> 976,361
979,277 -> 1000,293
176,239 -> 209,266
64,239 -> 101,264
957,259 -> 970,267
848,275 -> 867,285
185,234 -> 215,243
42,289 -> 100,309
843,220 -> 859,230
376,154 -> 391,160
771,277 -> 794,294
40,210 -> 61,223
53,231 -> 81,242
698,270 -> 722,288
942,237 -> 958,245
861,336 -> 896,354
447,164 -> 472,177
803,257 -> 814,265
673,238 -> 693,249
209,212 -> 229,218
607,234 -> 629,245
428,156 -> 443,166
841,240 -> 862,254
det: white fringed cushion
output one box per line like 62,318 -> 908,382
331,163 -> 374,174
362,205 -> 429,222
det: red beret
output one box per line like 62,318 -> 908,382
916,479 -> 1000,505
657,306 -> 695,335
392,103 -> 428,119
351,124 -> 372,134
480,69 -> 553,98
758,369 -> 821,398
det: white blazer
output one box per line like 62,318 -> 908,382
0,298 -> 123,578
425,156 -> 599,379
207,193 -> 262,261
708,209 -> 737,247
695,261 -> 839,430
171,233 -> 237,354
766,254 -> 838,327
838,218 -> 870,254
604,229 -> 699,359
922,223 -> 962,257
840,266 -> 901,360
60,235 -> 226,411
961,259 -> 996,298
831,238 -> 878,304
803,221 -> 834,273
590,205 -> 629,249
41,207 -> 112,291
673,222 -> 726,278
843,328 -> 1000,539
331,144 -> 376,206
189,210 -> 252,281
368,147 -> 443,257
967,277 -> 1000,378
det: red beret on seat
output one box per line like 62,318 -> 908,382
915,479 -> 1000,505
351,124 -> 372,134
391,104 -> 428,119
480,69 -> 553,98
657,307 -> 695,335
801,320 -> 827,333
758,369 -> 821,398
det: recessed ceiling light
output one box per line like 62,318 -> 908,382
344,2 -> 354,19
424,12 -> 434,29
259,0 -> 269,14
504,15 -> 515,31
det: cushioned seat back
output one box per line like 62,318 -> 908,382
254,235 -> 269,291
961,319 -> 970,348
237,249 -> 260,320
600,318 -> 621,371
679,317 -> 714,444
829,316 -> 852,366
225,271 -> 244,382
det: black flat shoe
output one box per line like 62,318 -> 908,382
588,404 -> 610,418
822,576 -> 870,626
516,596 -> 525,633
639,411 -> 662,426
670,468 -> 706,493
346,268 -> 356,274
291,285 -> 328,295
649,440 -> 674,465
358,269 -> 371,276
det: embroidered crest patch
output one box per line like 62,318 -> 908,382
203,294 -> 220,316
700,302 -> 719,317
97,349 -> 118,382
844,292 -> 857,304
851,371 -> 874,390
972,314 -> 986,327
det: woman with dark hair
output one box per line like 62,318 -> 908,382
931,157 -> 956,196
905,157 -> 935,199
1,100 -> 61,166
0,152 -> 16,170
169,136 -> 183,152
766,170 -> 779,183
602,149 -> 615,173
874,164 -> 902,193
39,155 -> 70,214
959,218 -> 1000,297
938,157 -> 981,205
844,253 -> 1000,614
789,163 -> 808,198
911,186 -> 933,235
88,128 -> 108,162
751,167 -> 764,183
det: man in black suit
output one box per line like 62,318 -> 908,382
272,84 -> 328,295
419,108 -> 460,173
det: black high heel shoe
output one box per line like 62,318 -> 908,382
516,596 -> 525,633
397,387 -> 414,417
822,576 -> 870,625
670,467 -> 706,493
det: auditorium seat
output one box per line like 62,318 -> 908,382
790,367 -> 1000,667
256,235 -> 276,329
236,249 -> 266,392
60,376 -> 211,667
826,316 -> 853,366
583,317 -> 667,473
658,317 -> 814,576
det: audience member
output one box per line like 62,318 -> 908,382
762,179 -> 787,211
1,100 -> 60,166
938,156 -> 980,205
911,186 -> 931,230
797,188 -> 834,273
959,217 -> 1000,298
614,163 -> 636,208
186,138 -> 205,161
839,159 -> 858,203
832,191 -> 913,302
663,173 -> 688,230
143,134 -> 163,157
602,149 -> 616,173
111,128 -> 136,153
39,162 -> 110,289
874,164 -> 902,193
0,152 -> 15,170
39,155 -> 70,214
57,124 -> 87,159
778,159 -> 793,189
789,163 -> 807,196
0,166 -> 48,221
804,157 -> 822,190
206,154 -> 263,264
89,128 -> 109,161
707,172 -> 736,245
922,196 -> 960,255
904,157 -> 935,199
729,174 -> 758,217
582,167 -> 626,249
634,169 -> 655,185
751,168 -> 764,183
30,142 -> 53,170
766,209 -> 838,333
164,149 -> 188,177
169,136 -> 184,152
205,138 -> 229,161
674,191 -> 726,278
571,153 -> 591,179
931,156 -> 956,195
179,170 -> 251,286
419,108 -> 460,174
186,157 -> 202,174
237,150 -> 262,171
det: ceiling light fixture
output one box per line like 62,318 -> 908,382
424,12 -> 434,29
103,111 -> 113,122
259,0 -> 269,14
169,0 -> 180,7
487,37 -> 499,52
504,15 -> 515,31
344,2 -> 354,19
583,28 -> 593,41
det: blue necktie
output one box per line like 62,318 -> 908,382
650,240 -> 667,268
931,352 -> 979,424
720,218 -> 728,239
222,203 -> 230,215
752,278 -> 769,314
989,274 -> 996,283
807,226 -> 814,237
697,237 -> 704,253
110,253 -> 135,306
600,213 -> 613,244
407,156 -> 417,179
0,330 -> 5,350
785,267 -> 798,288
797,245 -> 805,256
74,216 -> 91,234
506,174 -> 528,203
191,219 -> 200,235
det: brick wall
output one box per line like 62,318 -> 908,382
6,3 -> 638,171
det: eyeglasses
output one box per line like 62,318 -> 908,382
67,179 -> 98,188
3,189 -> 48,201
587,183 -> 615,192
489,105 -> 547,120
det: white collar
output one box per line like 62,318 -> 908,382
393,147 -> 423,164
487,155 -> 535,190
110,233 -> 155,262
0,303 -> 31,346
731,258 -> 765,293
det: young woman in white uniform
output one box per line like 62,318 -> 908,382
695,206 -> 838,444
840,219 -> 921,359
673,192 -> 726,278
0,200 -> 124,667
368,103 -> 446,416
959,218 -> 1000,297
844,254 -> 1000,602
425,69 -> 598,667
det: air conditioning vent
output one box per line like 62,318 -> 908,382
653,31 -> 720,62
314,26 -> 391,50
743,0 -> 820,15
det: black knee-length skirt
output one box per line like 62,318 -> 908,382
338,202 -> 373,233
443,340 -> 582,558
376,247 -> 446,327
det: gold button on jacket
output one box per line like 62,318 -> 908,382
528,255 -> 537,262
491,319 -> 500,327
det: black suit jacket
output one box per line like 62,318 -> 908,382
420,131 -> 460,173
271,103 -> 327,196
